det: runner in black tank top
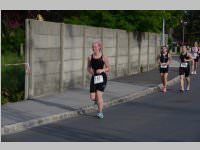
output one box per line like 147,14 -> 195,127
157,46 -> 171,93
179,46 -> 193,92
90,54 -> 107,93
87,41 -> 110,119
159,51 -> 169,73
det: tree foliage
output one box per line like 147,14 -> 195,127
173,10 -> 200,45
2,10 -> 195,53
63,10 -> 182,33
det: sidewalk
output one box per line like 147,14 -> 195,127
1,58 -> 180,135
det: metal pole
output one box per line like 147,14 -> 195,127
162,18 -> 165,46
20,43 -> 24,56
183,24 -> 185,45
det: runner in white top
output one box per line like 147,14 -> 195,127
191,41 -> 200,74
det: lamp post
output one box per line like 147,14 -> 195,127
162,10 -> 166,47
181,20 -> 188,45
162,17 -> 165,46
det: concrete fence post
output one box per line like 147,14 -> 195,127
25,19 -> 30,100
147,32 -> 150,71
155,34 -> 158,65
59,23 -> 64,92
138,35 -> 141,73
28,20 -> 34,98
82,26 -> 86,86
128,32 -> 131,74
115,30 -> 119,77
101,28 -> 104,50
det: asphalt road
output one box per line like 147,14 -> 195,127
2,64 -> 200,142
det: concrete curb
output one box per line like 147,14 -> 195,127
1,75 -> 180,136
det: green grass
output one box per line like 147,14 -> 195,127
1,52 -> 25,105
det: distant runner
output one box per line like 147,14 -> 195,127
191,41 -> 200,74
158,46 -> 171,93
179,46 -> 193,92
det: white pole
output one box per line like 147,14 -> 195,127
20,43 -> 24,56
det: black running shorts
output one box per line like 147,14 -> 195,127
179,66 -> 190,77
160,67 -> 169,73
90,73 -> 107,93
194,57 -> 199,62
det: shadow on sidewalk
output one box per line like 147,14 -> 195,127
31,98 -> 77,111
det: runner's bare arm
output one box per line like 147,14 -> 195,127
186,53 -> 193,62
87,56 -> 94,75
157,55 -> 161,65
168,53 -> 172,65
103,56 -> 110,73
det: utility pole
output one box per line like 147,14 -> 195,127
162,17 -> 165,46
181,20 -> 188,45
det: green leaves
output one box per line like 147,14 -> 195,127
173,10 -> 200,44
1,26 -> 25,54
63,10 -> 182,33
1,52 -> 25,105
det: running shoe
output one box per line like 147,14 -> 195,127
186,86 -> 190,91
163,87 -> 167,93
180,89 -> 184,93
96,112 -> 104,119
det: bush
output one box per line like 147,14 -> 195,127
2,27 -> 25,54
1,52 -> 25,105
1,90 -> 9,105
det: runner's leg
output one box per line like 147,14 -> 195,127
186,77 -> 190,90
180,75 -> 185,91
163,73 -> 168,92
96,90 -> 103,113
192,60 -> 195,74
160,73 -> 164,90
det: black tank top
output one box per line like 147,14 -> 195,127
91,54 -> 105,74
160,52 -> 169,63
180,52 -> 190,64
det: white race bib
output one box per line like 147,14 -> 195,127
180,63 -> 188,68
192,53 -> 198,59
160,63 -> 167,68
94,75 -> 104,84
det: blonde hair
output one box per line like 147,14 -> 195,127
92,41 -> 103,53
194,41 -> 198,47
181,45 -> 187,51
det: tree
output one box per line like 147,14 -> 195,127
173,10 -> 200,45
63,10 -> 183,33
2,10 -> 184,53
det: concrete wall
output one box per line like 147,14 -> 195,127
25,19 -> 164,98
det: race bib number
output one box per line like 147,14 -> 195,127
94,75 -> 104,84
192,53 -> 198,59
160,63 -> 167,68
180,63 -> 188,68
